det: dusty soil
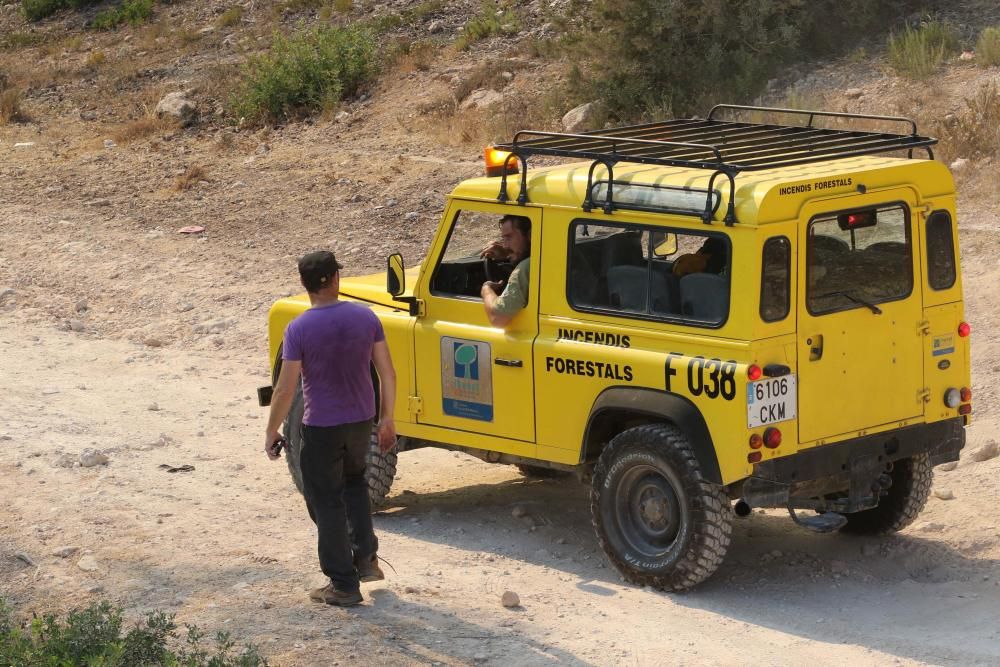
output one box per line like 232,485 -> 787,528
2,1 -> 1000,665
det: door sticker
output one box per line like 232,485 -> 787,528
932,334 -> 955,357
441,337 -> 494,421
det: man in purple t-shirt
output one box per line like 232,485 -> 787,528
265,250 -> 396,607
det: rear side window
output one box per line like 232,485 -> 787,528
926,210 -> 957,290
760,237 -> 790,322
567,221 -> 730,326
806,204 -> 913,315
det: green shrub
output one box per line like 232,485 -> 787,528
218,5 -> 243,28
977,26 -> 1000,67
91,0 -> 155,30
20,0 -> 99,22
888,20 -> 960,78
230,24 -> 378,126
0,599 -> 267,666
456,1 -> 518,51
568,0 -> 934,122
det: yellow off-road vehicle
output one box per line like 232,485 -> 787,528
261,105 -> 970,591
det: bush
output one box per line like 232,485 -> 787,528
568,0 -> 934,121
20,0 -> 99,22
0,599 -> 267,666
91,0 -> 155,30
888,20 -> 960,78
230,24 -> 378,126
937,82 -> 1000,161
455,1 -> 518,51
977,26 -> 1000,67
0,88 -> 24,125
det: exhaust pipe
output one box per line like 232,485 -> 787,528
734,499 -> 752,517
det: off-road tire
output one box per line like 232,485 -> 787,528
590,424 -> 732,592
840,454 -> 933,535
515,464 -> 568,479
284,389 -> 398,507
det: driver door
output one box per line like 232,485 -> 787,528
412,201 -> 540,449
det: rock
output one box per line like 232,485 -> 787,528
148,403 -> 160,411
75,300 -> 88,313
959,50 -> 975,61
943,113 -> 958,128
79,448 -> 109,467
193,317 -> 235,334
501,591 -> 520,607
68,319 -> 86,332
428,19 -> 444,33
501,71 -> 514,81
53,546 -> 80,558
13,142 -> 35,148
77,555 -> 100,572
103,139 -> 115,149
459,88 -> 504,111
562,102 -> 597,132
511,505 -> 528,519
156,92 -> 197,125
936,461 -> 958,471
143,338 -> 164,348
0,287 -> 14,304
260,599 -> 272,609
404,586 -> 418,594
335,111 -> 350,122
950,158 -> 968,171
177,303 -> 194,313
15,552 -> 35,567
255,143 -> 271,155
404,212 -> 419,221
918,522 -> 946,533
969,440 -> 999,463
933,488 -> 955,501
844,88 -> 863,99
80,110 -> 98,121
52,453 -> 76,468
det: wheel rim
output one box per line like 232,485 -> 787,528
616,465 -> 684,558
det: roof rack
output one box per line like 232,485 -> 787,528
491,104 -> 937,226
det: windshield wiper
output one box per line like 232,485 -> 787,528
820,290 -> 883,315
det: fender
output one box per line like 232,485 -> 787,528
583,386 -> 722,485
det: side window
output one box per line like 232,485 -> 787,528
926,210 -> 956,290
568,221 -> 730,326
430,210 -> 500,298
760,237 -> 790,322
807,204 -> 913,315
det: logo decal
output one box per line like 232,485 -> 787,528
441,337 -> 493,421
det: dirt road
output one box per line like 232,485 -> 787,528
2,206 -> 999,665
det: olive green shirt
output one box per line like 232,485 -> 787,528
493,258 -> 530,317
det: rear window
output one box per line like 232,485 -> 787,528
806,204 -> 913,315
926,210 -> 957,290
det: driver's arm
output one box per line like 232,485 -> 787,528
481,259 -> 529,328
481,284 -> 514,328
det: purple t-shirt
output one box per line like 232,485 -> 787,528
281,301 -> 385,427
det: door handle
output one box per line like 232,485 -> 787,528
495,358 -> 523,367
806,335 -> 824,361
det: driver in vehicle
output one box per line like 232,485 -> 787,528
479,214 -> 531,327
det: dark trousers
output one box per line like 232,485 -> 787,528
301,420 -> 377,592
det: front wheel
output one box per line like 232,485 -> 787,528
591,424 -> 732,592
284,389 -> 398,507
840,454 -> 933,535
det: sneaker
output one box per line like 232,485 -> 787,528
355,554 -> 385,583
309,583 -> 363,607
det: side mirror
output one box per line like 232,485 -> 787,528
387,253 -> 405,297
652,231 -> 678,256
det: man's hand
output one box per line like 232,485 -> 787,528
479,241 -> 510,261
264,430 -> 283,460
376,418 -> 397,453
482,280 -> 504,297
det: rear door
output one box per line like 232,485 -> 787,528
796,192 -> 924,443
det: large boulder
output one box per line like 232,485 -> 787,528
459,88 -> 504,111
156,92 -> 197,125
562,102 -> 597,132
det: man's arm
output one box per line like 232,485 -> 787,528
264,359 -> 301,460
481,283 -> 514,328
372,340 -> 397,452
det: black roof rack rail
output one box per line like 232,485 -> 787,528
492,104 -> 937,226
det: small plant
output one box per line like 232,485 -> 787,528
91,0 -> 155,31
114,115 -> 177,144
333,0 -> 352,12
217,5 -> 243,28
937,82 -> 1000,161
455,1 -> 518,51
21,0 -> 100,22
977,26 -> 1000,67
0,88 -> 25,125
85,49 -> 106,68
175,164 -> 209,191
229,24 -> 378,126
888,20 -> 959,78
1,32 -> 46,50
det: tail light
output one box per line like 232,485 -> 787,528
748,451 -> 763,463
958,404 -> 972,415
747,364 -> 763,381
763,427 -> 782,448
749,433 -> 763,450
958,321 -> 971,337
960,387 -> 972,402
944,388 -> 961,408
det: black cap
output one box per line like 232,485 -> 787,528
298,251 -> 343,293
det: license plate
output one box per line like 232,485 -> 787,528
747,376 -> 797,428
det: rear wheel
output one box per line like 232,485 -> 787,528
591,424 -> 732,592
284,389 -> 398,507
841,454 -> 933,534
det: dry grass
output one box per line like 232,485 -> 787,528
453,58 -> 525,103
0,88 -> 25,125
217,6 -> 243,28
85,49 -> 106,69
174,165 -> 210,191
393,40 -> 438,74
112,115 -> 178,144
934,82 -> 1000,163
420,92 -> 562,147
